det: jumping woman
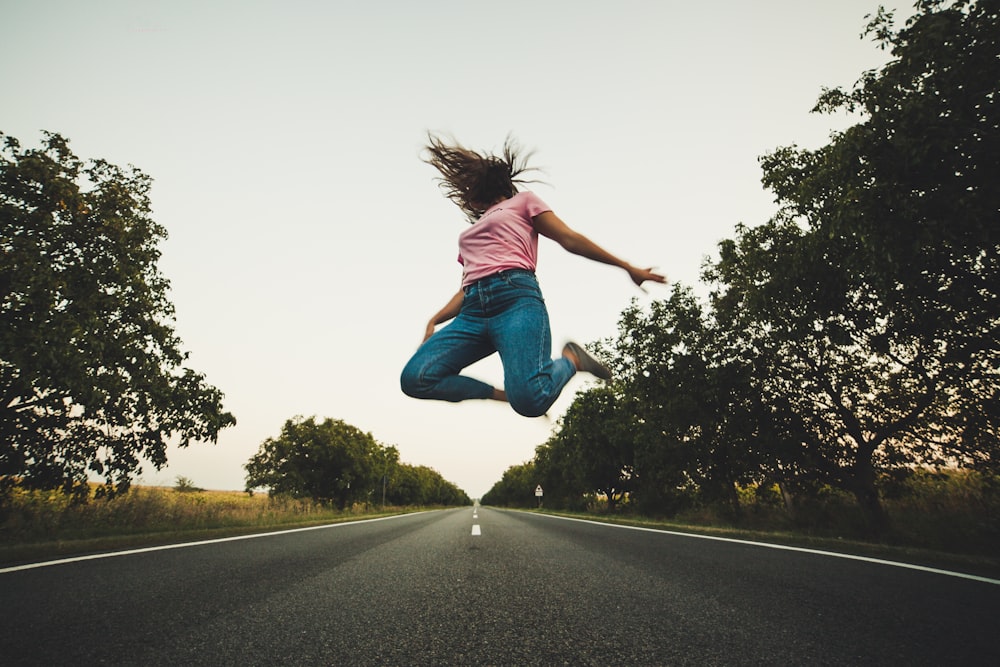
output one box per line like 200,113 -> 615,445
400,134 -> 666,418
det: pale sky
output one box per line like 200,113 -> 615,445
1,0 -> 913,498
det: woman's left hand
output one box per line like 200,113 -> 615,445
627,265 -> 667,290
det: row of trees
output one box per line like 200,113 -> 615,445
244,416 -> 470,508
484,0 -> 999,530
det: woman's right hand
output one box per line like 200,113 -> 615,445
422,288 -> 465,343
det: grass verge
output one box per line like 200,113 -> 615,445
522,508 -> 1000,581
0,485 -> 428,568
4,481 -> 998,581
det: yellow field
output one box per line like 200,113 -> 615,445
0,485 -> 411,565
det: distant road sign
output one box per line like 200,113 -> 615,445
535,485 -> 543,497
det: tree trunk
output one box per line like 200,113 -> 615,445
727,480 -> 743,521
850,456 -> 889,536
606,490 -> 617,512
779,482 -> 796,513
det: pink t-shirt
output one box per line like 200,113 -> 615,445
458,191 -> 551,286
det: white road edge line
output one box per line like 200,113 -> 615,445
0,511 -> 432,575
530,512 -> 1000,586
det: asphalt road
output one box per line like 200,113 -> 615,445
2,507 -> 997,666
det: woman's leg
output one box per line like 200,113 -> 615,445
400,314 -> 500,403
492,295 -> 576,417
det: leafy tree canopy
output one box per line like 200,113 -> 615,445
481,460 -> 537,508
245,416 -> 382,508
1,131 -> 235,499
245,415 -> 470,508
486,0 -> 999,530
706,0 -> 1000,526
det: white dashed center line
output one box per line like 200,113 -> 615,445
471,524 -> 481,536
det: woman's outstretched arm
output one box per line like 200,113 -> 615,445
533,210 -> 667,288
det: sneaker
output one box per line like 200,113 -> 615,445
563,342 -> 612,380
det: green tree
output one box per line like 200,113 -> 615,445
605,289 -> 767,516
374,444 -> 400,507
244,416 -> 382,508
708,0 -> 1000,528
534,436 -> 588,510
386,462 -> 426,505
708,220 -> 903,524
173,476 -> 203,493
547,385 -> 634,511
385,463 -> 470,506
797,0 -> 1000,469
419,466 -> 471,506
1,131 -> 235,499
481,460 -> 537,508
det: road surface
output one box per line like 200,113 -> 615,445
2,507 -> 997,665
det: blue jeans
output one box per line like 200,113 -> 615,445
400,270 -> 576,417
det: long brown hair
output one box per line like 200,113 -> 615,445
423,133 -> 539,222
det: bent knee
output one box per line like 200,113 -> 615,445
508,395 -> 551,418
400,367 -> 429,399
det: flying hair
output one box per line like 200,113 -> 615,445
423,133 -> 541,222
